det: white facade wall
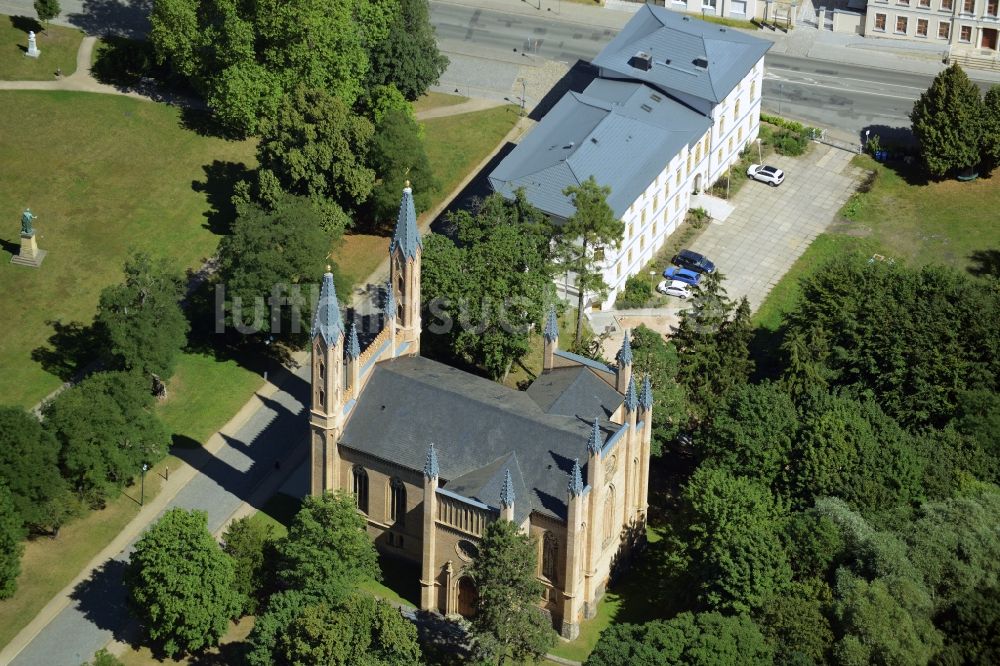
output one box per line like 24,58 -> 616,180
864,0 -> 1000,50
664,0 -> 762,20
590,55 -> 766,311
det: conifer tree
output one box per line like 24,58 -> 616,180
910,64 -> 984,177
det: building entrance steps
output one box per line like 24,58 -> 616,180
690,193 -> 735,223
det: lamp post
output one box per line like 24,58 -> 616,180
864,129 -> 870,153
140,463 -> 148,506
519,78 -> 527,117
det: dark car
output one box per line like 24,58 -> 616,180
672,249 -> 716,274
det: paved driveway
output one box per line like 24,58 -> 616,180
690,144 -> 864,311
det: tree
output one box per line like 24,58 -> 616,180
628,325 -> 687,455
680,466 -> 791,613
257,86 -> 375,211
756,584 -> 835,665
468,518 -> 556,665
366,0 -> 448,100
935,586 -> 1000,666
0,484 -> 26,599
217,193 -> 337,340
222,516 -> 278,614
585,612 -> 773,666
96,252 -> 189,383
82,648 -> 125,666
44,372 -> 169,507
910,63 -> 984,176
366,107 -> 437,228
278,492 -> 379,598
127,508 -> 242,657
982,85 -> 1000,165
671,272 -> 753,420
557,177 -> 623,346
422,192 -> 554,379
33,0 -> 60,25
0,407 -> 70,534
699,381 -> 798,488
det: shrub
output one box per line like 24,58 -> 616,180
616,274 -> 654,309
773,129 -> 809,156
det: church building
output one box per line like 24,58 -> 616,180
308,184 -> 655,638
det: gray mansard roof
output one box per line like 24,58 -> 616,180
591,4 -> 771,104
340,355 -> 620,521
488,79 -> 710,219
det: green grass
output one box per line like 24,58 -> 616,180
157,352 -> 264,447
412,91 -> 468,114
0,16 -> 83,80
0,91 -> 255,408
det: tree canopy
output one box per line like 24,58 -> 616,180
33,0 -> 60,24
0,406 -> 70,534
0,483 -> 26,600
468,518 -> 556,665
126,508 -> 242,657
910,64 -> 985,176
96,252 -> 189,381
365,0 -> 448,101
222,515 -> 277,614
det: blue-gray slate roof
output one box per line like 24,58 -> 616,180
447,452 -> 532,524
526,365 -> 623,420
489,79 -> 710,220
339,356 -> 617,520
390,186 -> 422,259
591,5 -> 771,104
312,270 -> 344,346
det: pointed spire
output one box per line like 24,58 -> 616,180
390,181 -> 421,260
311,267 -> 344,346
543,305 -> 559,342
625,375 -> 638,412
423,443 -> 439,480
384,280 -> 396,319
499,468 -> 515,508
587,418 -> 603,455
640,374 -> 654,411
616,330 -> 633,367
568,458 -> 584,497
346,321 -> 360,359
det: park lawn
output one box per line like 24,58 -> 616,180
0,460 -> 171,649
412,91 -> 468,114
0,16 -> 82,80
503,310 -> 580,390
331,105 -> 521,291
0,90 -> 255,408
114,616 -> 256,666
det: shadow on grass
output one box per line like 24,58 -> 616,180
968,249 -> 1000,278
192,160 -> 253,235
68,0 -> 151,38
31,319 -> 104,382
0,237 -> 20,257
374,552 -> 422,608
9,15 -> 41,34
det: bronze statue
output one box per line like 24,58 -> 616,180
21,208 -> 35,236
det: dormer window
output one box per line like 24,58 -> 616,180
628,51 -> 653,71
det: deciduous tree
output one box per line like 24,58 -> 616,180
222,516 -> 277,614
366,0 -> 448,100
910,63 -> 984,176
126,508 -> 242,657
96,252 -> 189,383
629,324 -> 688,455
33,0 -> 60,25
468,518 -> 556,665
0,407 -> 70,534
366,107 -> 436,228
0,484 -> 25,599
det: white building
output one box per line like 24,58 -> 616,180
490,5 -> 770,310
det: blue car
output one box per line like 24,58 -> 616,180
662,266 -> 701,286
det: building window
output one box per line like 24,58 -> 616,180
616,264 -> 621,277
353,466 -> 369,514
728,136 -> 734,153
675,171 -> 681,187
389,478 -> 406,525
898,0 -> 909,5
641,209 -> 647,224
542,532 -> 558,581
738,126 -> 744,142
718,148 -> 723,162
939,21 -> 950,38
593,246 -> 605,261
874,13 -> 887,29
653,194 -> 659,210
917,18 -> 929,35
942,0 -> 953,9
640,235 -> 645,250
720,117 -> 726,134
695,144 -> 702,162
734,99 -> 741,117
703,135 -> 710,154
686,154 -> 692,175
602,490 -> 615,544
963,0 -> 974,11
896,15 -> 909,32
750,81 -> 756,100
961,24 -> 972,40
627,248 -> 633,264
989,0 -> 998,15
919,0 -> 930,6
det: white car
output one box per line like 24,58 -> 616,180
656,279 -> 692,299
747,164 -> 785,186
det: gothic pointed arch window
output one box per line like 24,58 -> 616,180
352,465 -> 369,514
389,477 -> 406,526
603,487 -> 615,544
542,531 -> 558,582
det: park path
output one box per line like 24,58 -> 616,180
414,97 -> 506,120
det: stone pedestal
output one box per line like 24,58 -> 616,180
25,46 -> 40,58
10,232 -> 46,267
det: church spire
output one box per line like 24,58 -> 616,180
312,266 -> 343,346
390,180 -> 421,260
424,442 -> 439,480
543,305 -> 559,342
616,330 -> 633,367
640,374 -> 653,411
346,321 -> 360,359
568,458 -> 584,497
624,375 -> 638,412
587,418 -> 603,455
500,468 -> 515,509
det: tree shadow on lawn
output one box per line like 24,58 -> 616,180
9,15 -> 41,34
0,237 -> 20,258
859,124 -> 929,186
68,0 -> 152,38
968,249 -> 1000,278
31,319 -> 104,382
192,160 -> 253,235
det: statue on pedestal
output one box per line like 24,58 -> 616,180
21,208 -> 35,236
26,31 -> 40,58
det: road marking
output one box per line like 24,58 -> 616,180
763,74 -> 918,101
766,66 -> 927,92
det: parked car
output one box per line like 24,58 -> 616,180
656,279 -> 692,299
747,164 -> 785,186
672,249 -> 716,274
662,266 -> 701,286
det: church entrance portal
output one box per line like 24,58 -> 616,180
458,577 -> 478,617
